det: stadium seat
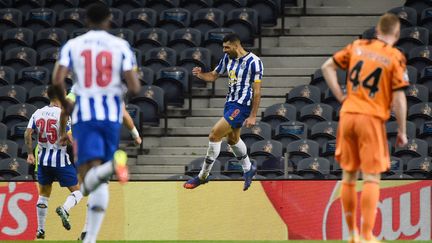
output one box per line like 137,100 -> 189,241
259,157 -> 284,178
146,0 -> 179,13
388,6 -> 417,28
16,66 -> 50,90
240,121 -> 271,150
0,66 -> 16,86
158,8 -> 191,33
0,85 -> 27,109
185,157 -> 222,176
396,27 -> 429,54
309,121 -> 338,148
321,139 -> 335,158
203,28 -> 235,66
286,85 -> 321,111
274,121 -> 307,152
144,47 -> 177,73
5,47 -> 37,72
13,0 -> 44,12
386,121 -> 416,148
323,85 -> 347,112
405,157 -> 432,178
135,28 -> 168,54
408,102 -> 432,132
69,27 -> 89,38
223,158 -> 252,178
404,0 -> 432,21
382,156 -> 404,177
56,8 -> 86,33
3,103 -> 37,128
361,26 -> 376,39
108,8 -> 124,28
109,28 -> 134,44
407,65 -> 418,83
310,68 -> 347,94
129,85 -> 165,127
0,8 -> 22,32
178,47 -> 212,87
27,85 -> 49,108
124,8 -> 157,33
418,120 -> 432,149
408,46 -> 432,72
286,139 -> 319,168
0,122 -> 6,141
38,47 -> 59,73
224,8 -> 259,46
154,66 -> 189,107
191,8 -> 224,35
247,0 -> 280,27
299,103 -> 333,128
0,157 -> 27,178
0,141 -> 18,159
383,173 -> 414,179
218,140 -> 236,164
112,0 -> 145,13
250,139 -> 283,168
296,157 -> 330,179
46,0 -> 79,13
213,0 -> 247,14
9,174 -> 34,181
405,84 -> 428,107
35,28 -> 67,53
180,0 -> 213,13
393,138 -> 428,162
9,121 -> 27,153
1,28 -> 34,51
261,103 -> 296,133
132,48 -> 143,66
329,157 -> 342,179
24,8 -> 56,33
421,8 -> 432,43
79,0 -> 112,8
168,28 -> 202,55
136,66 -> 155,86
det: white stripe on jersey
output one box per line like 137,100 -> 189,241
214,52 -> 264,106
27,106 -> 71,167
58,30 -> 137,124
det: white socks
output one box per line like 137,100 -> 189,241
36,196 -> 49,231
62,190 -> 83,212
81,161 -> 113,195
198,141 -> 222,179
83,183 -> 109,243
230,139 -> 252,172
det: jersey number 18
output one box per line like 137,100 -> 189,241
81,50 -> 113,88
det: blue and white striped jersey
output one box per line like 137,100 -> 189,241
215,52 -> 263,106
58,30 -> 137,125
27,106 -> 72,167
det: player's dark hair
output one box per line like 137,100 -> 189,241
47,85 -> 59,100
223,33 -> 241,43
86,3 -> 111,25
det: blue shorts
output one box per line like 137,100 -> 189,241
72,121 -> 121,166
223,102 -> 251,129
38,164 -> 78,187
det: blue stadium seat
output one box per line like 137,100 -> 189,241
24,8 -> 56,33
158,8 -> 191,33
0,66 -> 16,86
180,0 -> 213,13
309,121 -> 338,148
0,85 -> 27,109
146,0 -> 179,13
274,121 -> 307,153
46,0 -> 79,13
109,28 -> 134,44
286,139 -> 319,168
203,28 -> 235,66
397,27 -> 429,54
154,66 -> 189,107
247,0 -> 281,27
16,66 -> 50,90
178,47 -> 212,87
286,85 -> 321,111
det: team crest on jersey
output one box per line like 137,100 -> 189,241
240,60 -> 247,69
229,108 -> 240,120
228,70 -> 237,86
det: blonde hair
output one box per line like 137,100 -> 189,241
378,13 -> 400,35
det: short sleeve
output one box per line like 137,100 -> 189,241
58,40 -> 73,69
121,43 -> 137,72
27,114 -> 36,129
214,54 -> 228,75
332,43 -> 353,70
251,59 -> 263,83
392,53 -> 410,90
